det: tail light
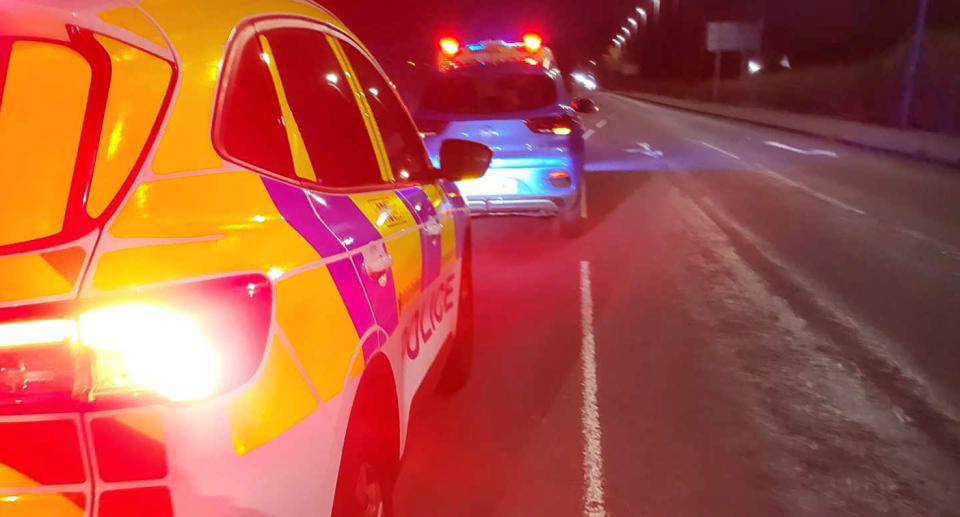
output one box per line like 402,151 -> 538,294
525,115 -> 578,136
416,119 -> 450,137
548,170 -> 572,188
0,275 -> 271,414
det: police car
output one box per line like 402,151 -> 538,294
416,34 -> 596,237
0,1 -> 491,515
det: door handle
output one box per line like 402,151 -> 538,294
362,244 -> 393,286
424,216 -> 444,237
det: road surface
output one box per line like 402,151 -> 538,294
393,92 -> 960,516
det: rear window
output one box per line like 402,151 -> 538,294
422,73 -> 558,114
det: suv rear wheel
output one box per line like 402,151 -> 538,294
333,359 -> 398,516
556,182 -> 586,238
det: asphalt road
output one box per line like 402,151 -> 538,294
393,92 -> 960,516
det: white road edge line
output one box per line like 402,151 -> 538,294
764,140 -> 839,158
581,181 -> 589,219
699,141 -> 742,161
596,119 -> 608,129
756,165 -> 868,216
579,261 -> 606,517
584,129 -> 596,141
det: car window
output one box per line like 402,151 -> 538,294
262,28 -> 384,188
213,28 -> 296,180
421,73 -> 558,114
341,44 -> 434,183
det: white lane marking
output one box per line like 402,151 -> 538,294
579,261 -> 606,517
755,166 -> 960,260
691,195 -> 960,422
755,165 -> 868,216
580,181 -> 589,219
764,140 -> 839,158
699,141 -> 742,161
625,141 -> 664,158
596,120 -> 608,129
892,225 -> 960,261
584,129 -> 596,140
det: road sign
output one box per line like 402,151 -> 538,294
706,22 -> 762,52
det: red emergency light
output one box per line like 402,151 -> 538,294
439,37 -> 460,57
522,33 -> 543,52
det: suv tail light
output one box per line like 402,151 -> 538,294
0,275 -> 271,414
416,119 -> 450,137
525,114 -> 578,136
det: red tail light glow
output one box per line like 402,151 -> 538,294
525,115 -> 578,136
523,33 -> 543,52
549,170 -> 573,188
79,304 -> 220,402
0,275 -> 271,413
439,37 -> 460,57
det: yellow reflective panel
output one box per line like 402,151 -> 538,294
423,185 -> 457,267
0,42 -> 90,246
110,171 -> 283,238
258,35 -> 316,182
348,349 -> 365,379
352,192 -> 422,315
0,493 -> 84,517
228,335 -> 317,455
138,0 -> 340,174
0,464 -> 84,517
276,267 -> 359,401
0,463 -> 36,489
0,253 -> 75,303
97,6 -> 167,48
95,171 -> 320,290
87,35 -> 172,218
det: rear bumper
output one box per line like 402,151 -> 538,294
457,156 -> 582,217
467,197 -> 562,216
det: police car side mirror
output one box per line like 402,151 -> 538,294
439,139 -> 493,181
571,97 -> 599,113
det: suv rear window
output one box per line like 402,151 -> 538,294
422,73 -> 558,114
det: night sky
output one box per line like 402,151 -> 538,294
323,0 -> 960,79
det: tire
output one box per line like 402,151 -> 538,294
556,183 -> 586,239
436,233 -> 474,394
332,361 -> 398,517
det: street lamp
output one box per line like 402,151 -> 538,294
635,7 -> 648,24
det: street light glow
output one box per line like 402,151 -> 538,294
635,7 -> 648,24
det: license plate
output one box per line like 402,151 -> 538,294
458,177 -> 518,195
